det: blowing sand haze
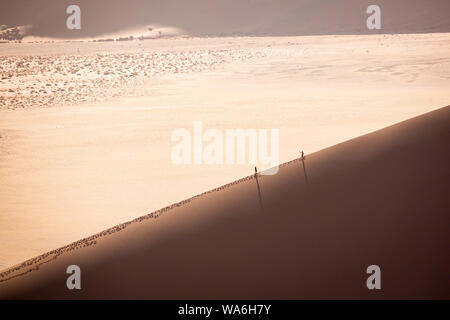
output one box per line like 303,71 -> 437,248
0,0 -> 449,303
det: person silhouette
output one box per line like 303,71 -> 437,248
301,151 -> 305,160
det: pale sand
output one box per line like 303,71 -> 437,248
0,106 -> 448,299
0,33 -> 450,270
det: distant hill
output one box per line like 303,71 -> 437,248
1,0 -> 449,39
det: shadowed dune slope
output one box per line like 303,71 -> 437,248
0,106 -> 449,299
1,0 -> 450,38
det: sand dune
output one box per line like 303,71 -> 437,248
1,106 -> 449,299
1,0 -> 448,301
1,33 -> 449,271
1,0 -> 450,39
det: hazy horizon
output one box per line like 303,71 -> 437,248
1,0 -> 450,39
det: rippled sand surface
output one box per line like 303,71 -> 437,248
0,41 -> 271,109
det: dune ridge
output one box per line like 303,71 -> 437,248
0,105 -> 449,299
0,170 -> 261,283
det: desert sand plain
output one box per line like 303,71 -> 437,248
0,32 -> 449,274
